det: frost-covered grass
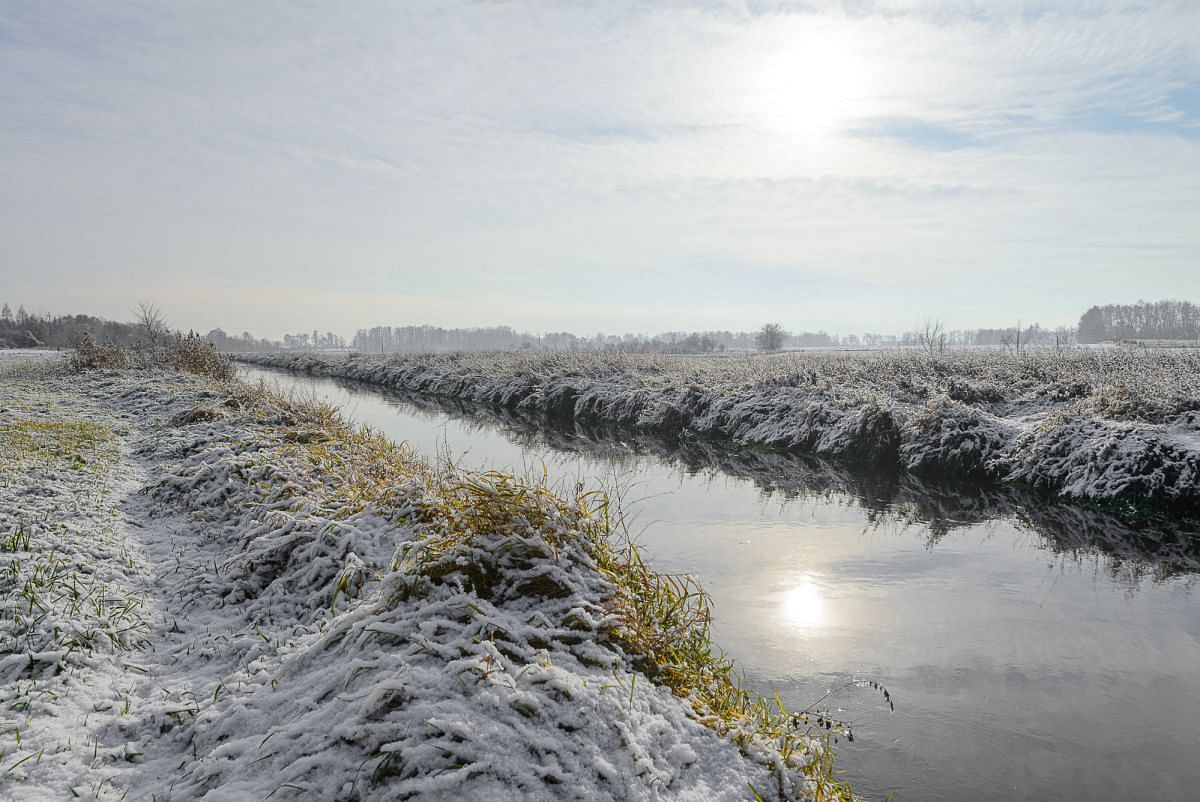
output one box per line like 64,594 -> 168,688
236,348 -> 1200,517
0,371 -> 153,796
0,360 -> 851,800
0,350 -> 62,368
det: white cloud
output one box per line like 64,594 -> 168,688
1,0 -> 1197,337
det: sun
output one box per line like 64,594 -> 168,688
754,28 -> 870,137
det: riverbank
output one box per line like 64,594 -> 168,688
0,356 -> 843,801
234,350 -> 1200,519
271,370 -> 1200,581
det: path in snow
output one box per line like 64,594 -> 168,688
0,370 -> 270,800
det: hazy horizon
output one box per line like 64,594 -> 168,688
3,1 -> 1198,338
0,298 -> 1100,344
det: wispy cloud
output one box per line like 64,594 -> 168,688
1,0 -> 1197,336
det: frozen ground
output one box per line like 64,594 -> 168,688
0,349 -> 62,365
235,349 -> 1200,517
0,364 -> 823,801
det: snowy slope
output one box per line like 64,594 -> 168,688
1,366 -> 825,801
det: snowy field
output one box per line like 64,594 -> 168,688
236,349 -> 1200,518
0,363 -> 831,801
0,349 -> 62,365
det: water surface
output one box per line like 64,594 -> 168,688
240,364 -> 1200,802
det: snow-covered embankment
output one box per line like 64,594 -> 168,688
234,350 -> 1200,518
0,361 -> 835,801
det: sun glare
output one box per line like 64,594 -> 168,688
756,29 -> 870,137
782,575 -> 827,630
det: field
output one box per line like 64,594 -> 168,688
0,354 -> 848,801
237,348 -> 1200,519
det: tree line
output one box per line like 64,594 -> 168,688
1077,300 -> 1200,343
0,303 -> 148,349
203,328 -> 347,352
4,299 -> 1196,354
345,325 -> 846,354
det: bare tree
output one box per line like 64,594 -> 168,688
755,323 -> 787,353
134,302 -> 169,343
917,318 -> 945,355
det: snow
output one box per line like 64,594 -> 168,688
0,349 -> 63,365
0,365 -> 820,801
234,351 -> 1200,515
1007,414 -> 1200,507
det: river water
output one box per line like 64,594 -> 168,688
239,364 -> 1200,801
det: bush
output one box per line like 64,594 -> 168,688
67,335 -> 127,371
68,331 -> 235,382
153,331 -> 236,382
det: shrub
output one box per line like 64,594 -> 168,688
68,330 -> 235,382
67,335 -> 127,371
152,331 -> 236,382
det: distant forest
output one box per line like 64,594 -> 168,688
1077,300 -> 1200,343
344,326 -> 840,354
2,299 -> 1196,353
0,303 -> 145,349
266,323 -> 1081,353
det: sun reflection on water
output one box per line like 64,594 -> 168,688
782,575 -> 827,630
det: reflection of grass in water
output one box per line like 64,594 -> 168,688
295,374 -> 1200,585
238,347 -> 1200,523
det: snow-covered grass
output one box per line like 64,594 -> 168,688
0,359 -> 850,800
0,368 -> 153,798
0,350 -> 62,367
234,348 -> 1200,518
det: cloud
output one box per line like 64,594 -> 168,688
1,1 -> 1197,336
846,118 -> 983,150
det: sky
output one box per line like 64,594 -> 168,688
1,0 -> 1198,339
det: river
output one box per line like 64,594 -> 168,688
238,363 -> 1200,801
